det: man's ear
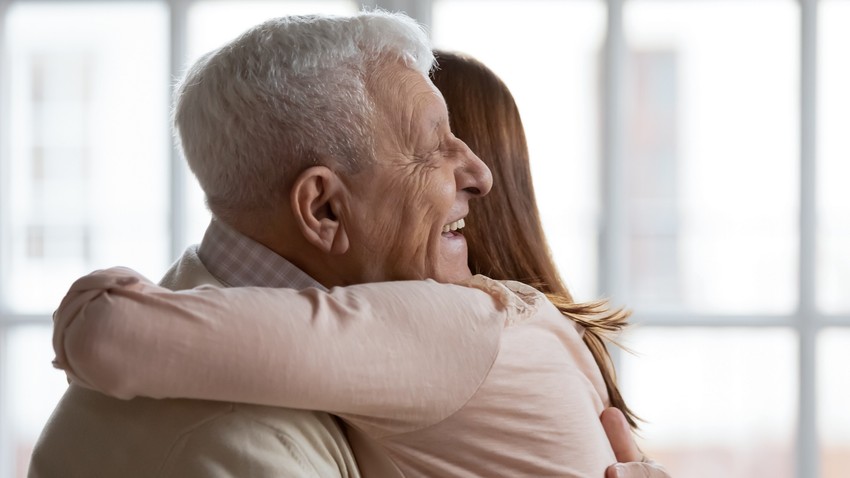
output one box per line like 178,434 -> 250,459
290,166 -> 349,255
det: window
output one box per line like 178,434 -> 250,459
1,2 -> 846,478
1,4 -> 170,474
818,4 -> 850,477
818,0 -> 850,315
819,329 -> 850,476
433,0 -> 606,301
619,3 -> 801,471
623,0 -> 800,314
620,328 -> 797,476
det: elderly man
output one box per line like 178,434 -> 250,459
30,11 -> 664,478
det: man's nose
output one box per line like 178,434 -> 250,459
456,141 -> 493,198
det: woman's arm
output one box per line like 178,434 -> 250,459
54,267 -> 507,436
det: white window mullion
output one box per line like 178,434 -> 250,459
168,0 -> 190,261
601,0 -> 627,369
636,313 -> 849,328
0,0 -> 11,475
798,1 -> 819,477
824,316 -> 850,327
0,0 -> 10,279
0,0 -> 11,308
634,314 -> 797,328
0,327 -> 8,478
600,0 -> 627,302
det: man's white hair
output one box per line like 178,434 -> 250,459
173,10 -> 434,218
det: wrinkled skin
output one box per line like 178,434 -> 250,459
338,62 -> 492,284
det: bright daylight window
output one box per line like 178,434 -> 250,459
619,1 -> 800,474
1,1 -> 847,478
1,3 -> 169,476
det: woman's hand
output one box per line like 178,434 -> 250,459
602,407 -> 671,478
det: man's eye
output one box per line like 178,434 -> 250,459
412,148 -> 438,164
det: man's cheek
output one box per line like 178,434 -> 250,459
406,170 -> 439,198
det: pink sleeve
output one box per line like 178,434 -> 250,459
53,267 -> 507,436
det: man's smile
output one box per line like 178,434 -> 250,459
441,218 -> 466,234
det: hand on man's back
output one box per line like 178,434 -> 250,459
601,408 -> 672,478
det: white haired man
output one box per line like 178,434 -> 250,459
30,11 -> 666,478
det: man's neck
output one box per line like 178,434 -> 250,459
198,219 -> 326,291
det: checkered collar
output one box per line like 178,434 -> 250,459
197,219 -> 326,291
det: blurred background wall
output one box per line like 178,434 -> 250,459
0,1 -> 847,477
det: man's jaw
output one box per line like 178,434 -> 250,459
436,216 -> 471,283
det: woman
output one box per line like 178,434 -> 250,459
53,53 -> 660,477
431,51 -> 637,428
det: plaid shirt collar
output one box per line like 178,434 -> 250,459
197,219 -> 326,291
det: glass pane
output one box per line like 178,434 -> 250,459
624,1 -> 799,314
819,328 -> 850,478
433,0 -> 605,301
182,0 -> 359,244
818,1 -> 850,314
2,325 -> 70,478
2,3 -> 170,313
620,327 -> 797,478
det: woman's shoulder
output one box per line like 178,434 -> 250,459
461,275 -> 551,326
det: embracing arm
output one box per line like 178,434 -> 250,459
53,267 -> 507,435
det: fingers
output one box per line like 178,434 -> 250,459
52,286 -> 106,370
66,267 -> 143,294
55,268 -> 142,322
601,407 -> 642,463
605,462 -> 671,478
54,267 -> 154,340
601,408 -> 672,477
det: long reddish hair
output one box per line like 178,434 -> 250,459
432,51 -> 638,428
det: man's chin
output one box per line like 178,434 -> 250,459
435,235 -> 470,282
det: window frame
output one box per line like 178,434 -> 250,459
1,2 -> 848,478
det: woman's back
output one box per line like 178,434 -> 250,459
378,281 -> 616,477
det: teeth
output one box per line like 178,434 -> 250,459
442,218 -> 465,233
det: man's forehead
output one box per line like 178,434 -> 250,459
377,66 -> 446,114
411,76 -> 449,123
421,85 -> 447,115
